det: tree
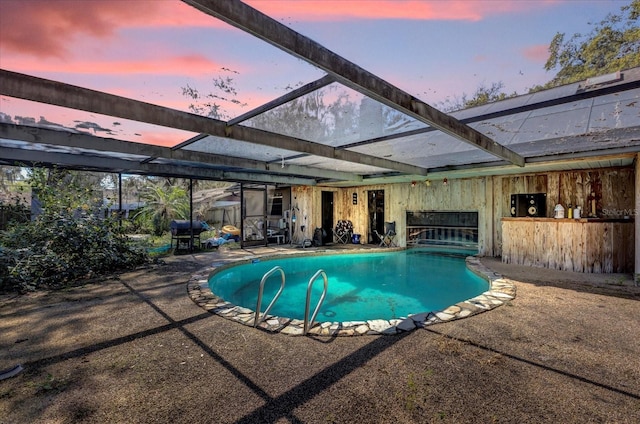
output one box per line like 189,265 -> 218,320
438,1 -> 639,108
132,179 -> 190,236
436,82 -> 518,113
182,69 -> 248,120
544,0 -> 640,87
0,167 -> 147,292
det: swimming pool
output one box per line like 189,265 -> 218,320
208,249 -> 489,323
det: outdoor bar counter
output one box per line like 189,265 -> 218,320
501,217 -> 634,273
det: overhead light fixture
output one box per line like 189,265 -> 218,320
425,180 -> 431,187
443,178 -> 448,186
411,181 -> 417,187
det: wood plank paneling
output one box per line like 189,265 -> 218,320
293,165 -> 634,270
502,219 -> 633,273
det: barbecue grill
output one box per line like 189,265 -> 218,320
170,220 -> 205,251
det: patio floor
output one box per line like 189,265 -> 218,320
1,246 -> 639,423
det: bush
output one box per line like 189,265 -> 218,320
0,210 -> 148,292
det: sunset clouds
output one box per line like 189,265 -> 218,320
248,0 -> 547,22
0,1 -> 217,58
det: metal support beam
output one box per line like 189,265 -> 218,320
182,0 -> 524,167
0,146 -> 317,185
0,123 -> 361,182
0,69 -> 428,176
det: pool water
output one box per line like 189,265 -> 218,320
208,249 -> 489,322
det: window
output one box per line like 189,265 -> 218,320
406,211 -> 478,249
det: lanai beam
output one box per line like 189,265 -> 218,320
0,147 -> 317,185
0,123 -> 361,182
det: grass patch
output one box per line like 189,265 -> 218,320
28,373 -> 69,395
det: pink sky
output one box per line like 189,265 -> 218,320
0,0 -> 625,147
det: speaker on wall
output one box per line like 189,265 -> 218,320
524,193 -> 546,217
510,193 -> 547,217
510,194 -> 526,217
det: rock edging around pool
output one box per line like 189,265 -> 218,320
187,255 -> 516,336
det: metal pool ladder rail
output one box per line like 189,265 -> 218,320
254,266 -> 286,327
303,269 -> 328,335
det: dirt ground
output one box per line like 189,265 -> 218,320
1,247 -> 639,424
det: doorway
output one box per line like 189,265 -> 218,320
241,184 -> 267,247
321,191 -> 334,244
368,190 -> 384,244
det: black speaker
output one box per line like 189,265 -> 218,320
524,193 -> 546,217
511,193 -> 547,217
510,194 -> 526,217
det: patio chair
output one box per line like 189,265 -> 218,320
375,221 -> 397,247
334,219 -> 353,244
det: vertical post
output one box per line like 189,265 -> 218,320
118,173 -> 123,226
484,176 -> 494,257
635,154 -> 640,285
189,178 -> 194,251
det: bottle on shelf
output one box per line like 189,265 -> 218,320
554,203 -> 565,218
567,203 -> 573,219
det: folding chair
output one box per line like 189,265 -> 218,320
375,221 -> 397,247
334,220 -> 353,244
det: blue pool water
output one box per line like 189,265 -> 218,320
208,249 -> 489,322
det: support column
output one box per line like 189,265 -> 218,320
635,153 -> 640,285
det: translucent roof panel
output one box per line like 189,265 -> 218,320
524,82 -> 583,104
589,101 -> 640,132
180,134 -> 302,162
591,88 -> 640,106
242,83 -> 428,146
0,137 -> 150,162
349,83 -> 640,169
347,130 -> 498,169
285,155 -> 392,175
0,97 -> 198,147
508,108 -> 591,144
469,111 -> 532,145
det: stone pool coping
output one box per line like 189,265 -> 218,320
187,250 -> 516,336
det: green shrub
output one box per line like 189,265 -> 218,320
0,210 -> 148,292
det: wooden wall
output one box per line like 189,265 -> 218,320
291,165 -> 635,261
492,167 -> 634,256
502,219 -> 634,273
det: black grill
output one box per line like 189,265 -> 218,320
170,220 -> 205,251
170,220 -> 205,236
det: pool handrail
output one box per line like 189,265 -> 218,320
303,269 -> 328,335
254,266 -> 286,327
